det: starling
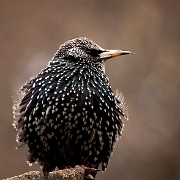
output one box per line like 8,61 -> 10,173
13,37 -> 134,177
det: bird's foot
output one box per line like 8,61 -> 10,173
65,166 -> 72,169
55,167 -> 59,171
75,165 -> 100,180
42,172 -> 49,180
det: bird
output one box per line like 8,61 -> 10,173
13,37 -> 134,179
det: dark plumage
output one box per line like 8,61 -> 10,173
13,37 -> 134,176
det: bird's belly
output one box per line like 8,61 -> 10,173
29,113 -> 115,170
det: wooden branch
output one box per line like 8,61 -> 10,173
3,167 -> 85,180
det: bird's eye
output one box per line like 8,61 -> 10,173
85,49 -> 104,57
64,55 -> 79,62
85,50 -> 91,54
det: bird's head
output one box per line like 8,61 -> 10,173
54,37 -> 134,64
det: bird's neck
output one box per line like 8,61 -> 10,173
49,58 -> 106,77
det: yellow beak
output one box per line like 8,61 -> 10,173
100,50 -> 135,59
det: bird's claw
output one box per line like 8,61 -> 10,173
75,165 -> 100,180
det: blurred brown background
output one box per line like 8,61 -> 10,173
1,0 -> 180,179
